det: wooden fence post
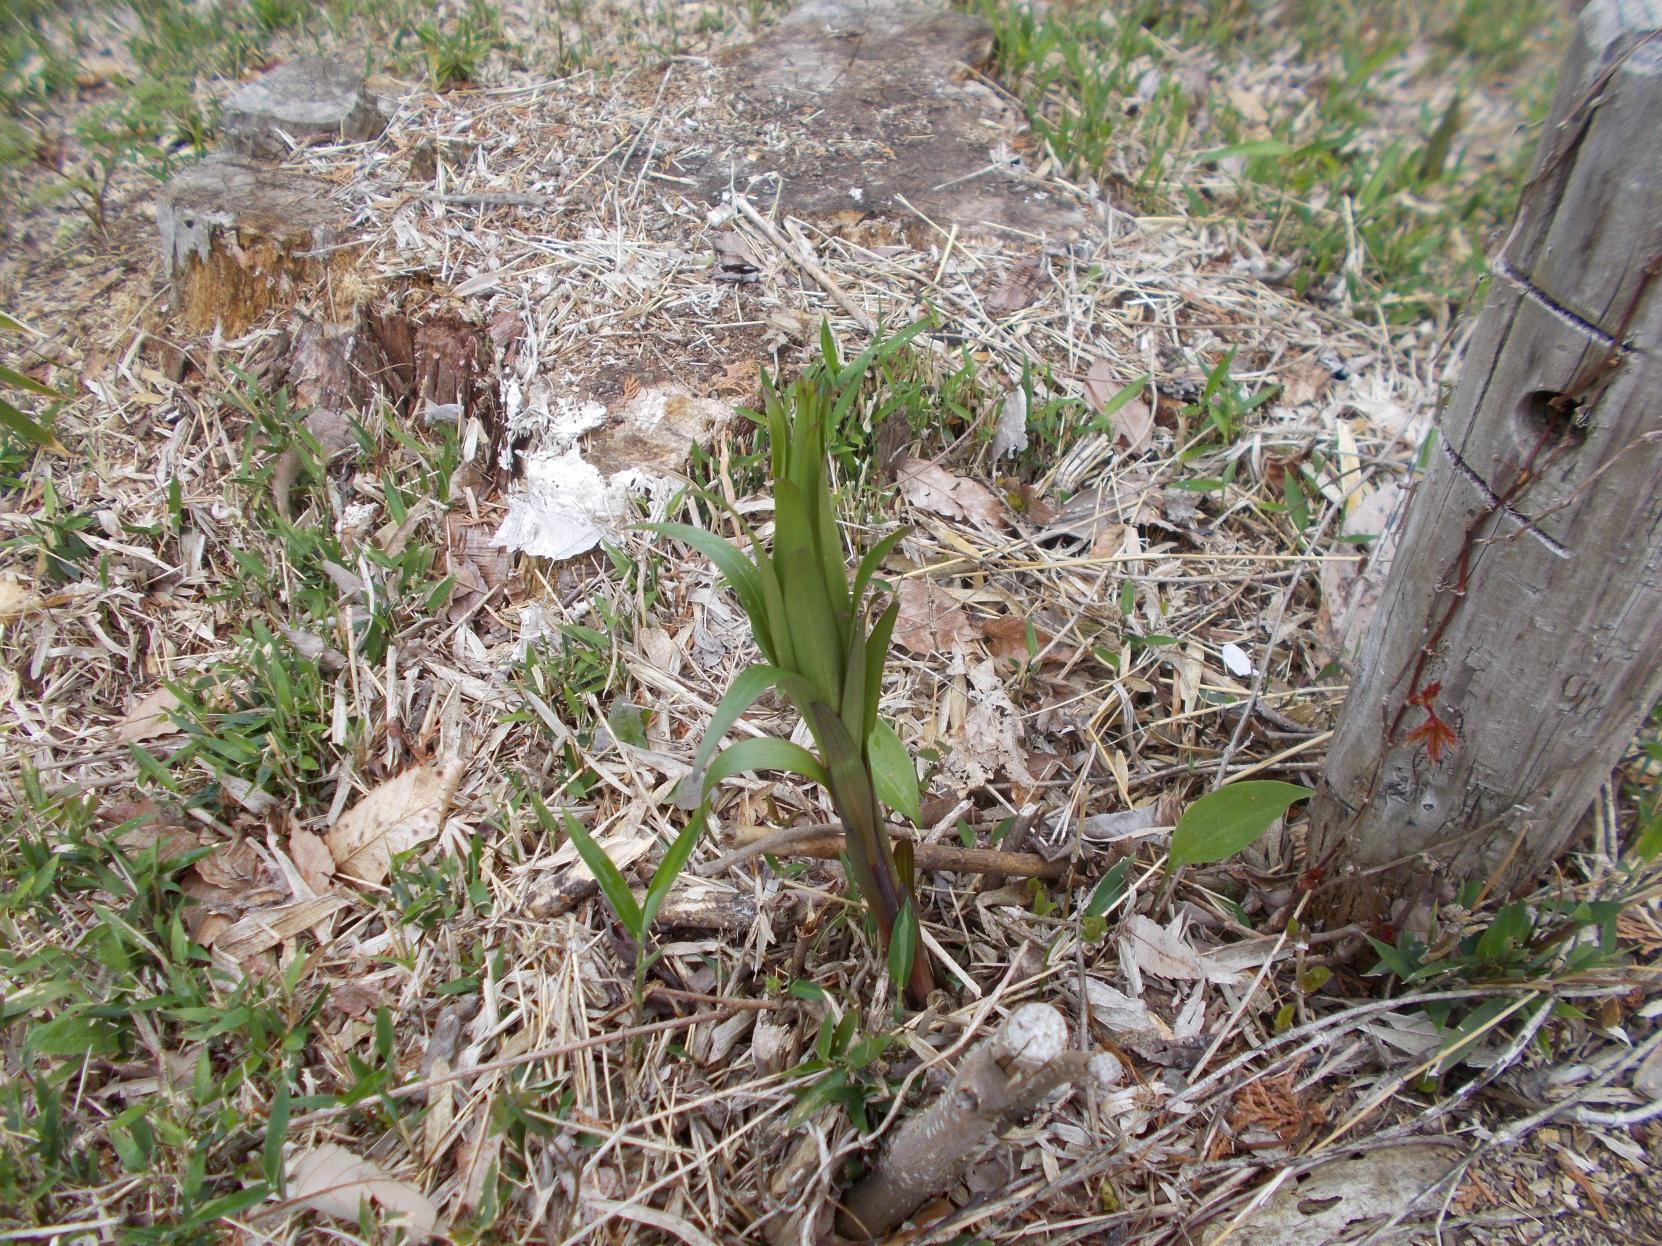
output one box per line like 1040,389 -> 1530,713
1307,1 -> 1662,928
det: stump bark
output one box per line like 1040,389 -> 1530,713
1307,0 -> 1662,927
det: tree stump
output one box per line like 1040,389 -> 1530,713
1307,0 -> 1662,927
222,56 -> 386,160
157,155 -> 361,336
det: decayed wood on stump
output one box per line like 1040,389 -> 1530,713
1308,0 -> 1662,928
836,1003 -> 1119,1240
157,155 -> 361,336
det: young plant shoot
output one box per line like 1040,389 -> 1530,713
645,342 -> 935,1006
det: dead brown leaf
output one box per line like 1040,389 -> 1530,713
0,573 -> 43,622
115,810 -> 202,860
1083,359 -> 1153,452
991,388 -> 1028,461
895,458 -> 1005,529
1280,357 -> 1331,407
290,828 -> 336,894
986,259 -> 1047,315
114,686 -> 182,744
894,579 -> 974,655
210,895 -> 350,960
286,1143 -> 438,1242
194,837 -> 263,891
1081,355 -> 1117,410
325,757 -> 466,885
1112,396 -> 1154,454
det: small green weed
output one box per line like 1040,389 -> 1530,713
0,310 -> 69,454
967,0 -> 1563,320
165,620 -> 353,812
788,1002 -> 897,1131
413,0 -> 507,89
1178,348 -> 1280,451
536,797 -> 700,1004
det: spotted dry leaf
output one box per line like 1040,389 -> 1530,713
289,828 -> 336,894
114,686 -> 182,744
894,578 -> 975,655
986,259 -> 1047,315
287,1144 -> 438,1242
895,458 -> 1006,529
325,757 -> 466,885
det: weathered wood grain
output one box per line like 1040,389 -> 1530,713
1308,0 -> 1662,927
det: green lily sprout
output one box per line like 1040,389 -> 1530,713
643,338 -> 935,1006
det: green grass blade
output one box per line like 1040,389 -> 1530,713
535,798 -> 643,939
642,811 -> 703,930
812,453 -> 852,641
702,736 -> 830,794
868,718 -> 920,825
0,396 -> 66,453
0,364 -> 69,399
818,319 -> 842,374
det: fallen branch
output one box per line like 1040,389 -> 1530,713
699,824 -> 1071,880
836,1003 -> 1120,1240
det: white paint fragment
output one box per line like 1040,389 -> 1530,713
493,385 -> 728,563
1220,641 -> 1254,676
492,449 -> 636,561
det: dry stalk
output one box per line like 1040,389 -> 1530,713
836,1002 -> 1118,1240
703,824 -> 1070,880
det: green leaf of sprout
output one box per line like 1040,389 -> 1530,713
1085,859 -> 1129,917
0,395 -> 67,453
702,736 -> 830,794
534,797 -> 642,940
642,811 -> 704,931
887,900 -> 918,998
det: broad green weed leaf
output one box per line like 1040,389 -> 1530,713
862,601 -> 898,746
1168,781 -> 1312,870
1085,859 -> 1129,917
1201,139 -> 1298,162
869,718 -> 920,825
0,395 -> 67,453
1630,813 -> 1662,863
678,663 -> 787,809
0,363 -> 68,398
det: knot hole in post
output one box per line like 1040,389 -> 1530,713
1514,388 -> 1588,452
